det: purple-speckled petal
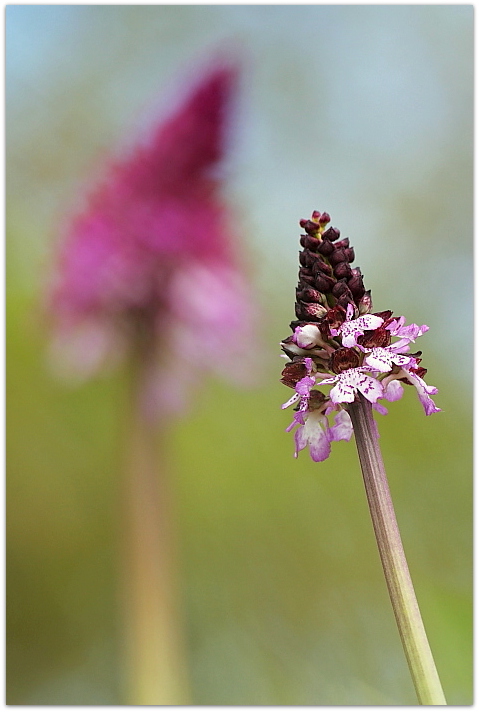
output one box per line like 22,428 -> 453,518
282,392 -> 300,410
404,370 -> 441,415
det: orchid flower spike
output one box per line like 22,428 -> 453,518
280,210 -> 440,461
48,61 -> 254,417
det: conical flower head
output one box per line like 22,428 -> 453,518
48,62 -> 254,414
281,211 -> 440,461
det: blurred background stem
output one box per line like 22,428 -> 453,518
119,317 -> 190,705
348,395 -> 446,705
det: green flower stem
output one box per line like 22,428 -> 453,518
347,395 -> 446,706
119,324 -> 189,705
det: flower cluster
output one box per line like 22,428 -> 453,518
281,211 -> 440,462
48,63 -> 254,417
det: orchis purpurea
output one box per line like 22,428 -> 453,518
49,63 -> 253,419
280,211 -> 439,462
47,62 -> 254,706
279,211 -> 446,706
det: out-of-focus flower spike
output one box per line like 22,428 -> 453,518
48,61 -> 254,415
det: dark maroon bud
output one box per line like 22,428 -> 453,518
299,249 -> 317,267
337,293 -> 355,310
280,360 -> 309,389
329,248 -> 349,266
301,219 -> 321,236
344,248 -> 355,263
348,273 -> 365,298
334,262 -> 352,280
299,234 -> 320,250
321,226 -> 340,242
341,286 -> 354,301
299,275 -> 315,287
331,280 -> 350,298
312,259 -> 333,276
335,238 -> 350,249
330,347 -> 360,374
319,212 -> 331,225
297,286 -> 323,303
351,267 -> 362,277
311,210 -> 321,220
317,238 -> 334,257
315,273 -> 336,292
302,302 -> 328,319
295,302 -> 311,320
295,301 -> 323,321
298,251 -> 308,267
299,268 -> 315,284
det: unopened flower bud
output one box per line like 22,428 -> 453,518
311,210 -> 321,220
321,226 -> 340,242
295,302 -> 311,320
334,262 -> 352,280
319,212 -> 331,225
315,273 -> 336,292
335,238 -> 350,249
299,249 -> 317,267
300,219 -> 321,236
299,234 -> 320,250
331,280 -> 350,298
317,238 -> 334,257
296,286 -> 323,303
298,268 -> 315,285
348,273 -> 365,298
329,248 -> 349,266
302,303 -> 328,319
344,247 -> 355,263
337,293 -> 355,310
312,259 -> 333,276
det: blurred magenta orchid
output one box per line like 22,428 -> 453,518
49,62 -> 253,417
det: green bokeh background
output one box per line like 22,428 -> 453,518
7,5 -> 472,705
